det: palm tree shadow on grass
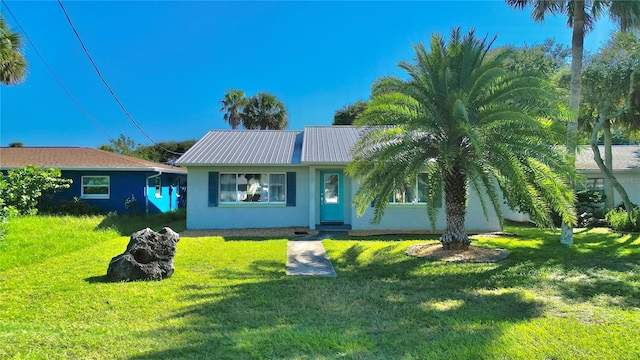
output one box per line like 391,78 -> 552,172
464,228 -> 640,307
94,211 -> 186,236
131,250 -> 544,359
127,227 -> 639,358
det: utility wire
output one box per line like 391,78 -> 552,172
56,0 -> 183,156
1,0 -> 115,143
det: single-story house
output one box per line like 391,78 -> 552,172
501,145 -> 640,222
176,126 -> 504,231
576,145 -> 640,204
0,147 -> 187,214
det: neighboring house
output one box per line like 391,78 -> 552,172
575,145 -> 640,205
176,126 -> 502,231
0,147 -> 187,214
502,145 -> 640,222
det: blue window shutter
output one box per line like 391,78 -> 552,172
286,172 -> 296,206
208,172 -> 219,207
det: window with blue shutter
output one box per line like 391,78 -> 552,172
286,172 -> 296,206
208,172 -> 219,207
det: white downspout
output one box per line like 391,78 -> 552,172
145,172 -> 162,214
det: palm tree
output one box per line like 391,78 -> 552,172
240,92 -> 288,130
0,15 -> 27,85
505,0 -> 640,244
220,88 -> 247,130
346,28 -> 576,250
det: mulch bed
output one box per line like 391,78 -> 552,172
406,243 -> 510,263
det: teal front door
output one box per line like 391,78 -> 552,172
320,171 -> 344,223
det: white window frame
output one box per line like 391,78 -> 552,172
81,175 -> 110,199
219,173 -> 286,204
155,177 -> 162,198
389,174 -> 441,207
583,178 -> 604,190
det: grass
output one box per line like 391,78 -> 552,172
1,215 -> 639,359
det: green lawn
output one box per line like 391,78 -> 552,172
1,215 -> 639,359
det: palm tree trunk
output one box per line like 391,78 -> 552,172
441,163 -> 470,250
603,120 -> 614,210
561,0 -> 586,245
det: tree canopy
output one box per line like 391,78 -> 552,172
220,88 -> 247,130
581,32 -> 640,212
240,92 -> 289,130
219,89 -> 288,130
332,100 -> 368,125
0,166 -> 71,216
506,0 -> 640,245
347,28 -> 576,250
0,15 -> 27,86
98,134 -> 196,165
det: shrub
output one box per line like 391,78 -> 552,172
574,189 -> 608,228
605,208 -> 640,232
123,194 -> 139,214
0,198 -> 19,241
0,166 -> 72,215
40,197 -> 104,216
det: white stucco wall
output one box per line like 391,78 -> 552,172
347,177 -> 502,232
185,166 -> 310,229
608,171 -> 640,206
578,171 -> 640,207
501,203 -> 532,223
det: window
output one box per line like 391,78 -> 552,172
219,173 -> 286,204
155,177 -> 162,198
584,178 -> 604,190
81,176 -> 110,199
390,174 -> 441,206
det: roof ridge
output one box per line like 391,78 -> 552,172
304,125 -> 358,128
0,146 -> 84,149
206,129 -> 303,133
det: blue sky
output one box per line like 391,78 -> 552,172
1,1 -> 615,148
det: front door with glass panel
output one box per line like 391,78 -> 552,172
320,171 -> 343,223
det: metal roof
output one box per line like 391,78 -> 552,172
301,126 -> 361,164
0,147 -> 186,173
576,145 -> 640,171
176,130 -> 303,165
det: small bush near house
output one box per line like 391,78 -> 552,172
575,189 -> 608,228
0,200 -> 7,242
605,208 -> 640,232
40,197 -> 104,216
0,166 -> 71,215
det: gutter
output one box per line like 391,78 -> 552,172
145,171 -> 163,214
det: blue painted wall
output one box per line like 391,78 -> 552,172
146,173 -> 186,213
51,170 -> 186,214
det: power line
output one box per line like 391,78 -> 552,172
56,0 -> 183,156
1,0 -> 115,143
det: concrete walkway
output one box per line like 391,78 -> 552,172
286,240 -> 337,277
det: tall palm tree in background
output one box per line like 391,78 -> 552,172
241,92 -> 288,130
220,88 -> 247,130
347,28 -> 576,250
506,0 -> 640,244
0,15 -> 27,85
